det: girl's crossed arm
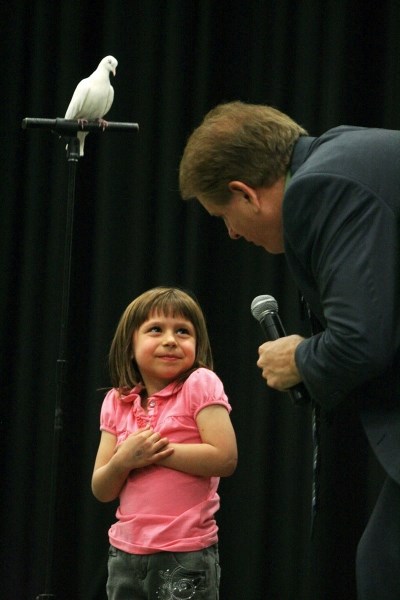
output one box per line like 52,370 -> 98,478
158,404 -> 238,477
91,426 -> 173,502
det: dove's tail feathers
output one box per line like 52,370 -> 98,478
78,131 -> 88,156
65,132 -> 88,157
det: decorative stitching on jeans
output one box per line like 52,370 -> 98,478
156,567 -> 198,599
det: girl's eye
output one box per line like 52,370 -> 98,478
177,328 -> 190,335
148,326 -> 161,333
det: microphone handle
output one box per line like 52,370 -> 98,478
259,312 -> 309,406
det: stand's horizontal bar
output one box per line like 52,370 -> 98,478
21,117 -> 139,134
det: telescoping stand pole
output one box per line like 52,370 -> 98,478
21,118 -> 139,599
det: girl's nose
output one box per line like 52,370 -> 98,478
162,331 -> 176,345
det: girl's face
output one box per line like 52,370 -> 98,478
133,311 -> 196,395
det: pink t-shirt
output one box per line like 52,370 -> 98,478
100,367 -> 232,554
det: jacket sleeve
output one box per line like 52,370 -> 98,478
285,173 -> 400,409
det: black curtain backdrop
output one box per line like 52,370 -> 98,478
1,1 -> 399,599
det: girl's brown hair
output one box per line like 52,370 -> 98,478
109,287 -> 213,393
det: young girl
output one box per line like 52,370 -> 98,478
92,286 -> 237,599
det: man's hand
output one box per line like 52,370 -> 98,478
256,334 -> 305,390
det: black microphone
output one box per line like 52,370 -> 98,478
251,294 -> 309,405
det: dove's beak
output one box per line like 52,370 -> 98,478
112,68 -> 116,76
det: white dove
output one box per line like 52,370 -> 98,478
65,55 -> 118,156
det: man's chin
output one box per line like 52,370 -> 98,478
257,241 -> 284,254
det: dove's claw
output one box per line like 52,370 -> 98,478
78,118 -> 88,129
97,118 -> 109,131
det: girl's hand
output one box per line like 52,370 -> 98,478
115,426 -> 174,469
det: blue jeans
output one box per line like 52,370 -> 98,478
106,543 -> 221,599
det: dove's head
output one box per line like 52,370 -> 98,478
101,56 -> 118,76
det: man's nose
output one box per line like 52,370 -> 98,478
226,224 -> 241,240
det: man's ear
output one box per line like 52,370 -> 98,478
228,180 -> 253,199
228,181 -> 260,207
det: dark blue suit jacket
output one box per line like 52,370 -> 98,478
283,126 -> 400,484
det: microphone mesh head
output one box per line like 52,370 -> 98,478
250,294 -> 278,321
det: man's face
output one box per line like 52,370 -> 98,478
198,178 -> 285,254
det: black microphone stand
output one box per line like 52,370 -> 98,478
22,118 -> 139,600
